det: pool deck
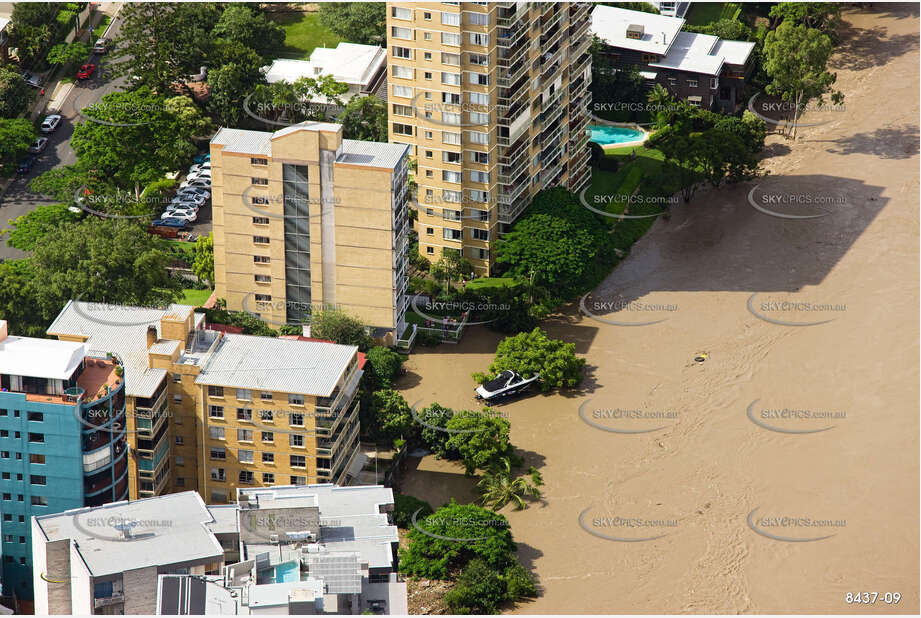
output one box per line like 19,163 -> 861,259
589,114 -> 650,151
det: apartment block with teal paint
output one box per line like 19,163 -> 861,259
0,320 -> 128,600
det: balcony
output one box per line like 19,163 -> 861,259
94,593 -> 125,610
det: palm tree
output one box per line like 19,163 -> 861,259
476,457 -> 544,511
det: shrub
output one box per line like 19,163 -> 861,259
476,328 -> 585,392
365,346 -> 404,388
392,494 -> 433,529
445,559 -> 509,614
444,409 -> 515,475
310,309 -> 373,351
417,402 -> 455,457
370,389 -> 415,442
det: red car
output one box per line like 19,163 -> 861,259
77,63 -> 96,80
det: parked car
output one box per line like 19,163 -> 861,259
40,114 -> 62,134
76,63 -> 96,80
152,217 -> 189,228
188,162 -> 211,175
21,72 -> 41,88
169,198 -> 201,211
179,178 -> 211,190
16,156 -> 36,175
27,137 -> 49,154
177,187 -> 210,200
185,169 -> 211,182
93,38 -> 110,54
163,209 -> 197,222
172,193 -> 206,207
192,153 -> 210,164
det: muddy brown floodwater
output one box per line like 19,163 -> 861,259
397,5 -> 919,614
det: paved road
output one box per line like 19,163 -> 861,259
0,12 -> 127,260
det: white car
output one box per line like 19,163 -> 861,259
163,208 -> 197,222
177,187 -> 210,200
40,114 -> 62,134
172,193 -> 206,207
186,168 -> 211,181
188,162 -> 211,175
179,178 -> 211,190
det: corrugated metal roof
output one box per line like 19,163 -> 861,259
194,334 -> 357,396
211,127 -> 272,155
338,140 -> 408,170
46,300 -> 196,398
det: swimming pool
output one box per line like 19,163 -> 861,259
588,125 -> 646,145
274,561 -> 300,583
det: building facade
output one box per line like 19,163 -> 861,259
386,1 -> 594,274
210,122 -> 410,342
46,302 -> 364,509
0,320 -> 128,599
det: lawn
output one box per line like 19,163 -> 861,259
180,288 -> 212,307
268,10 -> 341,59
684,2 -> 742,26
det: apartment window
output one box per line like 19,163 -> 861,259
238,449 -> 254,464
393,122 -> 413,136
210,468 -> 225,481
27,412 -> 43,422
423,11 -> 431,19
291,475 -> 306,485
391,26 -> 411,39
443,228 -> 462,241
254,274 -> 271,283
443,151 -> 461,164
442,131 -> 461,145
2,514 -> 9,521
260,391 -> 273,401
468,53 -> 488,67
468,12 -> 489,26
424,51 -> 432,60
392,84 -> 412,98
425,150 -> 433,159
237,408 -> 253,422
251,177 -> 268,186
0,452 -> 7,459
391,6 -> 411,20
173,373 -> 182,383
0,431 -> 6,438
252,196 -> 269,205
210,447 -> 226,460
469,170 -> 489,183
472,228 -> 489,241
28,433 -> 43,443
688,79 -> 699,88
423,32 -> 431,41
392,65 -> 413,79
441,52 -> 460,65
209,405 -> 224,419
261,431 -> 274,443
667,77 -> 677,86
0,409 -> 5,416
208,385 -> 224,398
238,429 -> 254,442
423,71 -> 432,80
211,489 -> 226,503
443,189 -> 462,203
262,473 -> 275,484
250,157 -> 268,165
176,456 -> 184,465
469,72 -> 488,86
710,77 -> 719,89
469,189 -> 489,203
253,255 -> 270,264
468,111 -> 489,124
290,413 -> 304,427
239,471 -> 254,484
441,11 -> 460,26
442,170 -> 461,183
290,455 -> 306,468
441,72 -> 461,86
470,151 -> 489,164
30,453 -> 45,464
473,247 -> 489,260
441,32 -> 460,46
237,389 -> 252,401
253,235 -> 270,244
262,452 -> 274,464
426,246 -> 434,254
442,92 -> 461,105
426,227 -> 434,235
290,434 -> 304,448
1,493 -> 8,500
468,32 -> 488,46
31,496 -> 47,506
425,130 -> 433,139
443,209 -> 461,221
255,294 -> 271,302
252,216 -> 269,225
260,410 -> 274,422
176,477 -> 184,486
469,92 -> 489,105
467,130 -> 489,145
392,103 -> 412,116
209,427 -> 225,440
288,394 -> 304,406
392,45 -> 411,59
442,111 -> 461,125
176,436 -> 184,445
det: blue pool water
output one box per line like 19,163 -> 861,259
588,125 -> 645,145
275,561 -> 300,583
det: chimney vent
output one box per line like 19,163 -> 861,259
146,325 -> 157,349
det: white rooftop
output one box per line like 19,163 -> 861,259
264,43 -> 385,90
650,31 -> 723,75
34,492 -> 224,578
0,328 -> 85,381
592,5 -> 685,55
713,38 -> 757,66
194,334 -> 357,396
46,301 -> 200,398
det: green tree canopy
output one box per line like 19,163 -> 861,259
444,408 -> 515,475
477,327 -> 585,392
309,309 -> 373,351
338,95 -> 388,142
0,67 -> 33,119
3,203 -> 80,251
0,260 -> 43,337
212,4 -> 285,59
365,346 -> 404,388
399,501 -> 517,579
318,3 -> 386,45
370,389 -> 415,443
392,494 -> 433,529
0,118 -> 35,173
46,41 -> 91,66
192,232 -> 214,287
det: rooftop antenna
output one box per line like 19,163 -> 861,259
112,519 -> 140,539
